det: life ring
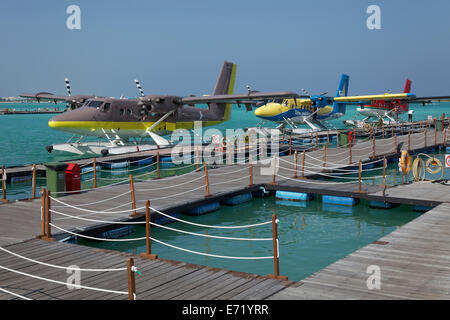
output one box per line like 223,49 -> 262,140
399,150 -> 412,175
425,157 -> 442,175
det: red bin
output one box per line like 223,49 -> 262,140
66,163 -> 81,193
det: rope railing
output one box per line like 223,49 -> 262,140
0,287 -> 32,300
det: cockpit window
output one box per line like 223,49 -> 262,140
87,100 -> 104,109
103,103 -> 111,112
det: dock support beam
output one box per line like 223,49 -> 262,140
127,258 -> 137,300
140,200 -> 158,260
267,214 -> 288,281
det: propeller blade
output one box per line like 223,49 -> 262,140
64,78 -> 71,96
134,79 -> 145,97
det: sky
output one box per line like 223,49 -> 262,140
0,0 -> 450,98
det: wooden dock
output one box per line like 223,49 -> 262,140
0,127 -> 449,300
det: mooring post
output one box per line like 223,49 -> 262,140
391,126 -> 394,137
140,200 -> 158,260
156,152 -> 160,179
383,156 -> 387,187
293,150 -> 298,179
204,162 -> 211,197
272,155 -> 277,185
349,142 -> 352,165
357,160 -> 362,193
38,187 -> 46,239
408,131 -> 411,151
31,164 -> 36,199
301,150 -> 306,179
425,127 -> 427,148
315,132 -> 319,148
43,190 -> 55,241
92,158 -> 97,188
127,258 -> 137,301
337,133 -> 340,148
249,154 -> 254,187
267,213 -> 288,281
195,147 -> 200,171
289,136 -> 292,156
394,134 -> 398,154
372,136 -> 376,159
322,145 -> 326,172
129,174 -> 136,217
1,165 -> 6,202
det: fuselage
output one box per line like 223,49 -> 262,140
357,98 -> 409,119
48,97 -> 230,138
254,98 -> 343,123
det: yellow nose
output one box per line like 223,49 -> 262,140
254,103 -> 282,117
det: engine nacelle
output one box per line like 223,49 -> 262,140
139,95 -> 182,113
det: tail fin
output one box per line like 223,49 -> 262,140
403,79 -> 412,93
332,74 -> 349,115
210,61 -> 236,121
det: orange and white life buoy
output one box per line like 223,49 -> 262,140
400,150 -> 412,175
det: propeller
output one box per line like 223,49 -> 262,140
134,79 -> 145,97
64,78 -> 73,110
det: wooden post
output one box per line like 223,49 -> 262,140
129,174 -> 136,217
357,160 -> 362,193
1,165 -> 6,202
43,190 -> 55,241
249,154 -> 254,187
394,134 -> 398,154
391,126 -> 394,137
337,133 -> 340,148
204,162 -> 211,197
92,158 -> 97,188
408,131 -> 411,151
383,156 -> 387,187
156,152 -> 160,179
425,127 -> 427,148
37,187 -> 46,239
322,145 -> 326,172
293,151 -> 298,179
301,150 -> 306,179
195,147 -> 200,171
127,258 -> 137,300
267,214 -> 288,281
349,142 -> 352,165
272,155 -> 277,185
140,200 -> 158,260
31,164 -> 36,199
288,136 -> 292,156
372,137 -> 376,159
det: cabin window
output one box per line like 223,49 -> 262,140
120,108 -> 125,115
127,109 -> 132,116
103,103 -> 111,112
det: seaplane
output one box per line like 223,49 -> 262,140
20,61 -> 300,156
253,74 -> 450,133
253,74 -> 350,133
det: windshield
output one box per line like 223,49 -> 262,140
86,100 -> 104,108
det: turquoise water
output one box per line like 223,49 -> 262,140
1,102 -> 449,168
78,195 -> 422,281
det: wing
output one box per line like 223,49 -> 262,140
333,93 -> 416,103
181,91 -> 301,105
408,96 -> 450,105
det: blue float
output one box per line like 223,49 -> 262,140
100,226 -> 134,239
134,158 -> 154,166
81,165 -> 101,173
369,201 -> 396,209
101,161 -> 128,169
184,202 -> 220,215
322,195 -> 359,206
276,190 -> 314,201
413,205 -> 434,212
362,163 -> 375,170
153,213 -> 180,225
276,199 -> 307,208
221,193 -> 252,206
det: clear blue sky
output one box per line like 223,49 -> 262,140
1,0 -> 449,97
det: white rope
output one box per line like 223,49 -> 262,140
0,264 -> 128,295
277,164 -> 384,180
208,165 -> 250,176
50,177 -> 130,194
50,223 -> 146,242
144,184 -> 206,201
209,174 -> 251,187
276,173 -> 359,185
278,156 -> 383,173
0,287 -> 32,300
135,174 -> 205,192
49,209 -> 272,241
52,190 -> 131,208
0,246 -> 126,272
151,237 -> 274,260
98,160 -> 156,173
49,196 -> 143,214
149,206 -> 272,229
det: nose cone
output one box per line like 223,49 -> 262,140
254,103 -> 281,119
48,107 -> 95,132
